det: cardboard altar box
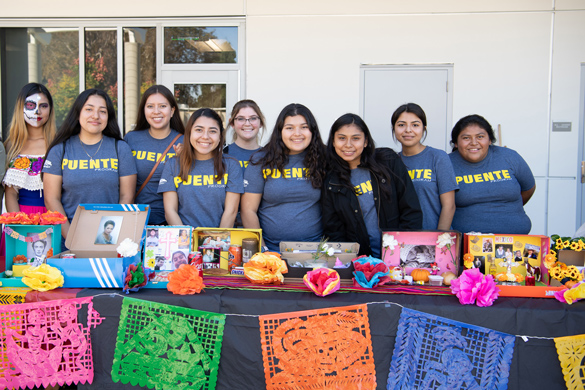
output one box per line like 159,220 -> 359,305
464,233 -> 560,298
0,224 -> 62,287
382,231 -> 461,277
280,241 -> 359,279
47,204 -> 150,288
146,227 -> 262,288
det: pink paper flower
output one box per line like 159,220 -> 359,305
450,268 -> 499,307
303,268 -> 340,297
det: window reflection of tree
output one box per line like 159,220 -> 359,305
164,27 -> 236,64
85,30 -> 118,109
37,29 -> 79,127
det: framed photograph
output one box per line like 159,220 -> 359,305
200,246 -> 221,270
94,216 -> 123,245
143,226 -> 193,272
26,233 -> 53,266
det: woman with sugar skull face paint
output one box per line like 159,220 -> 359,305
3,83 -> 56,213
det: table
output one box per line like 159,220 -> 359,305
71,283 -> 584,390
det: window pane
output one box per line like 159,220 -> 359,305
174,83 -> 226,124
1,27 -> 79,129
123,27 -> 156,132
85,28 -> 118,110
164,27 -> 237,64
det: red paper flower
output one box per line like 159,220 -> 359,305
450,268 -> 499,307
167,264 -> 205,295
303,268 -> 340,297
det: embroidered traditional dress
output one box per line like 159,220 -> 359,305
3,154 -> 46,213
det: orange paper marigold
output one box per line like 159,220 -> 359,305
40,210 -> 68,225
166,264 -> 205,295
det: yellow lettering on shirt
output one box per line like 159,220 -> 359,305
61,159 -> 118,170
262,168 -> 306,179
147,152 -> 156,162
407,168 -> 432,180
354,180 -> 372,196
456,169 -> 514,184
174,174 -> 229,187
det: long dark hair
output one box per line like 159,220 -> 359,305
450,114 -> 496,151
134,85 -> 185,134
326,113 -> 393,197
178,108 -> 225,182
253,103 -> 325,189
46,89 -> 122,158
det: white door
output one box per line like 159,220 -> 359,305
360,65 -> 453,152
160,70 -> 239,126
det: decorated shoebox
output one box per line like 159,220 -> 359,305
463,233 -> 565,298
382,231 -> 461,279
146,227 -> 262,288
0,224 -> 62,287
547,235 -> 585,287
280,241 -> 359,279
47,204 -> 150,288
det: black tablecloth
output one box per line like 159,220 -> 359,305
76,287 -> 585,390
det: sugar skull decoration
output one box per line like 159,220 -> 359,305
23,93 -> 45,127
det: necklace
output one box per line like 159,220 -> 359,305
79,137 -> 104,160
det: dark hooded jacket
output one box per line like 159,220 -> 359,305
321,147 -> 422,256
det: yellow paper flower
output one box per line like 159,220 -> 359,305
556,238 -> 563,246
544,254 -> 557,269
146,258 -> 155,268
22,264 -> 64,291
556,243 -> 564,250
549,249 -> 557,257
576,241 -> 584,252
464,259 -> 474,269
566,266 -> 580,280
570,242 -> 579,250
563,240 -> 571,248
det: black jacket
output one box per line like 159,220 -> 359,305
321,147 -> 422,256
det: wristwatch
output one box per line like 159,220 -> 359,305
261,245 -> 269,252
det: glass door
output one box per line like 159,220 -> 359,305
160,70 -> 239,127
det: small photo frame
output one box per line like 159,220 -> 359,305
200,247 -> 221,270
94,216 -> 123,245
482,238 -> 493,253
400,245 -> 436,269
27,233 -> 53,266
146,228 -> 159,247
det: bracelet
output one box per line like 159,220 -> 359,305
261,245 -> 269,252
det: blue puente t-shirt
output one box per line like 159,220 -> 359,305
350,167 -> 382,258
158,156 -> 243,228
400,146 -> 459,230
449,145 -> 535,234
244,151 -> 323,252
125,129 -> 183,225
42,135 -> 137,221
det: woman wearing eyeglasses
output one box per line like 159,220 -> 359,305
223,100 -> 267,170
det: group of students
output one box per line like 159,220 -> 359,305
2,82 -> 536,256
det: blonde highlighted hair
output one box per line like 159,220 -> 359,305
5,83 -> 56,166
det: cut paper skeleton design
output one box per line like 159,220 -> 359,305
422,326 -> 481,390
5,308 -> 62,378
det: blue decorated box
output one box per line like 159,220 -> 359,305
0,224 -> 62,287
47,204 -> 150,288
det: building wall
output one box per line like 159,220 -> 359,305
2,0 -> 584,235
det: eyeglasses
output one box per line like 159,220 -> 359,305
235,116 -> 260,125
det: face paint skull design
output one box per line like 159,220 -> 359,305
23,93 -> 44,127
